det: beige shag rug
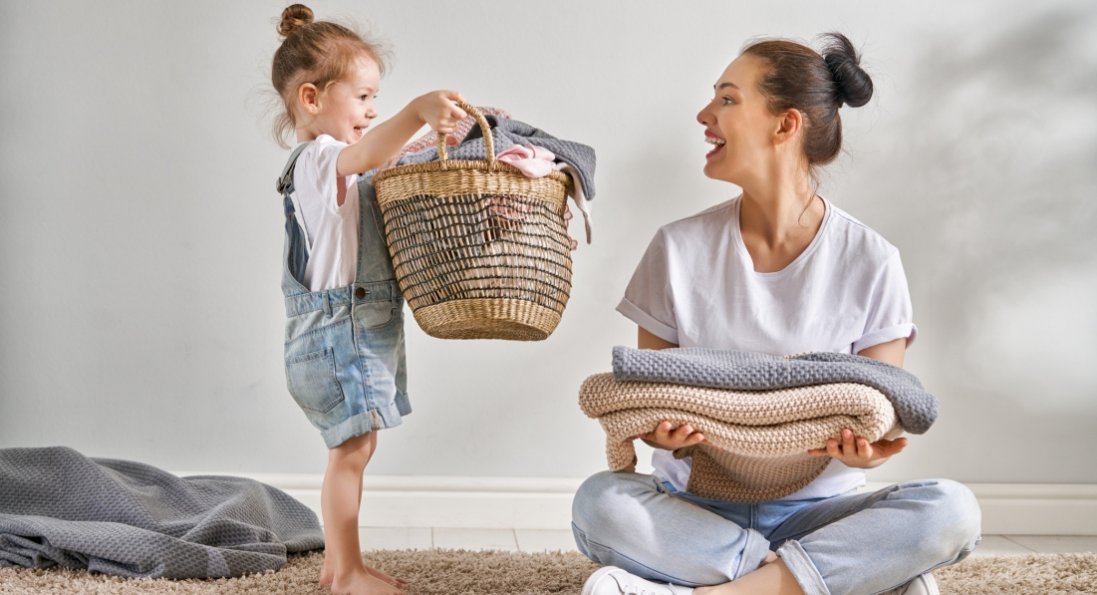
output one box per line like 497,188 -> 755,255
1,550 -> 1095,594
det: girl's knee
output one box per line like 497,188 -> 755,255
329,431 -> 376,468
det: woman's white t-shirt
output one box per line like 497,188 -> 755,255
290,134 -> 360,291
617,195 -> 917,500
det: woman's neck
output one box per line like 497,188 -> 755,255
739,172 -> 821,248
735,167 -> 825,273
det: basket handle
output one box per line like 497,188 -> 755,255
436,102 -> 495,170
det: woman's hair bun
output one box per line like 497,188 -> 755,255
278,3 -> 314,39
821,32 -> 873,108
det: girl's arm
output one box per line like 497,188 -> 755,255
336,91 -> 466,177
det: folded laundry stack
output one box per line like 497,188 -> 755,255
579,347 -> 938,502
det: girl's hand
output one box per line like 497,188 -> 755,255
808,428 -> 908,469
411,90 -> 467,135
640,421 -> 705,451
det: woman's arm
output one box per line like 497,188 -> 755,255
635,326 -> 704,450
856,337 -> 906,367
638,326 -> 677,350
808,337 -> 911,468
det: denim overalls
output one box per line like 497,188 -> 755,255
277,143 -> 410,449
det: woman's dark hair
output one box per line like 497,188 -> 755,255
742,32 -> 873,166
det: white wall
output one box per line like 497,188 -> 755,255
1,0 -> 1095,488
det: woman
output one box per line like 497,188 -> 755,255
572,34 -> 981,595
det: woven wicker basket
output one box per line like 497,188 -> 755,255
372,103 -> 573,340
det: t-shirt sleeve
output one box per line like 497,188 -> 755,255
616,228 -> 679,344
297,136 -> 350,213
853,249 -> 918,353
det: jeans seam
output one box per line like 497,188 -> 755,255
285,314 -> 352,344
869,539 -> 980,594
580,534 -> 697,586
772,485 -> 903,545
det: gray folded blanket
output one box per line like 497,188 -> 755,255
612,346 -> 938,434
0,446 -> 323,579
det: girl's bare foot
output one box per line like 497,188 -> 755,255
321,557 -> 407,589
330,567 -> 403,595
365,563 -> 408,588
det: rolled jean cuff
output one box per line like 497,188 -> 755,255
735,529 -> 775,580
777,540 -> 829,595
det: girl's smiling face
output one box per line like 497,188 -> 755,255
696,54 -> 782,185
302,55 -> 381,144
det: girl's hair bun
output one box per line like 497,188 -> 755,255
278,3 -> 314,39
821,32 -> 873,108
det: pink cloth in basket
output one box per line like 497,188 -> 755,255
496,144 -> 556,178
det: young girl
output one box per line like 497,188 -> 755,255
270,5 -> 465,594
572,34 -> 980,595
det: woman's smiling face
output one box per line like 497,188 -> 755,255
696,54 -> 780,185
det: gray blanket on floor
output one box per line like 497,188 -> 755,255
0,446 -> 323,579
612,346 -> 938,434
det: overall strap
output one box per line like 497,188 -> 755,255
277,142 -> 312,197
279,142 -> 313,289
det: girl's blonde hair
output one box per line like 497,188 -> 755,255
270,4 -> 388,147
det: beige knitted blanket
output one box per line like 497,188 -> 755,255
579,373 -> 902,502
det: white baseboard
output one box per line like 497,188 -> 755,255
254,474 -> 578,530
238,474 -> 1097,536
957,482 -> 1097,536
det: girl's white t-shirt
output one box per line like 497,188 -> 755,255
617,195 -> 917,500
291,134 -> 360,291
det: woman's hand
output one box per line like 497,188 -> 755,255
640,421 -> 705,451
807,428 -> 908,469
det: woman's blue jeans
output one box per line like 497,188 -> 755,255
571,471 -> 981,595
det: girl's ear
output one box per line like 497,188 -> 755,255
773,108 -> 803,146
297,83 -> 321,115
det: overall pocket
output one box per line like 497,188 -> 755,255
285,347 -> 345,414
355,299 -> 399,329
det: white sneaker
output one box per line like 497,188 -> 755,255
581,566 -> 695,595
882,573 -> 939,595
